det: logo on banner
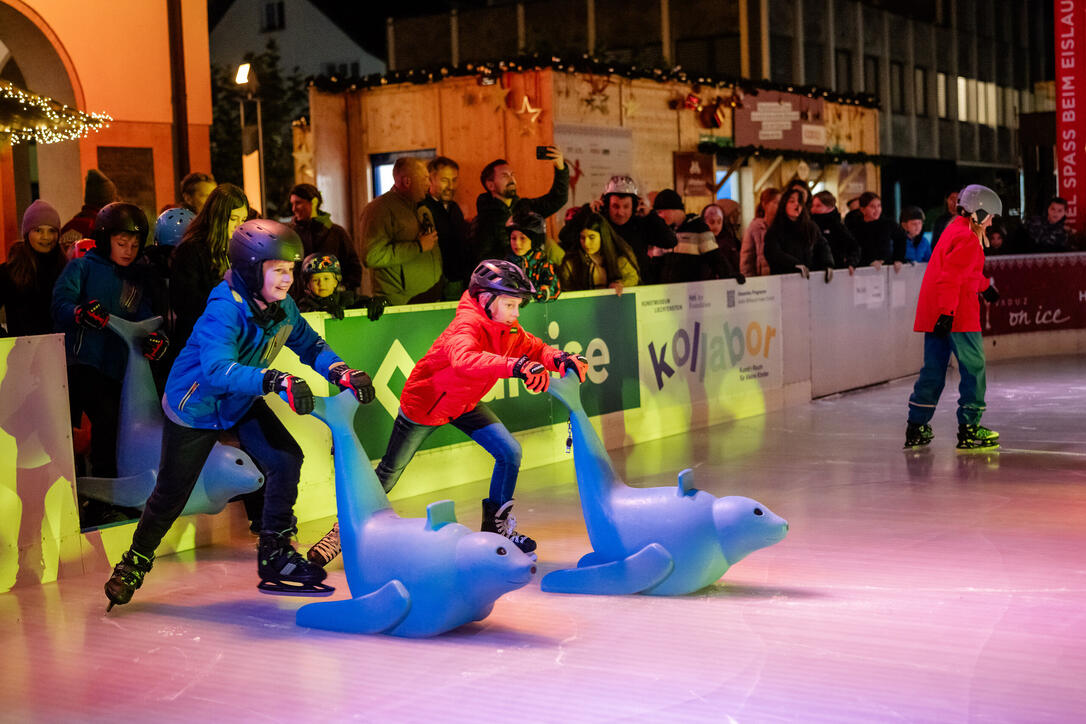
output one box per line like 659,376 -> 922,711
646,319 -> 777,390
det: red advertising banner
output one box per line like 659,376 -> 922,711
1055,0 -> 1086,232
983,253 -> 1086,335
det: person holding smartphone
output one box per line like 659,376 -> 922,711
472,145 -> 569,265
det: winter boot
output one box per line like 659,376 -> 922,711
481,499 -> 537,556
257,529 -> 334,596
956,423 -> 1000,450
104,549 -> 154,611
903,423 -> 934,449
306,522 -> 341,566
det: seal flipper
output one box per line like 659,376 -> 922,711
106,315 -> 164,349
541,543 -> 674,595
425,500 -> 457,530
296,579 -> 411,634
677,468 -> 697,496
577,551 -> 610,568
77,470 -> 158,508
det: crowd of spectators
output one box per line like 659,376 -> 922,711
1,157 -> 1082,526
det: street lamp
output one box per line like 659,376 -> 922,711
235,62 -> 266,214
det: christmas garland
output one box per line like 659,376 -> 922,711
308,53 -> 880,109
697,139 -> 886,166
0,80 -> 111,147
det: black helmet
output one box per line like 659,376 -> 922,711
469,259 -> 536,301
228,219 -> 303,294
92,202 -> 149,256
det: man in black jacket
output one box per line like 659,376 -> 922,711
472,146 -> 569,264
419,156 -> 472,299
845,192 -> 904,269
811,190 -> 860,272
287,183 -> 362,296
596,175 -> 676,285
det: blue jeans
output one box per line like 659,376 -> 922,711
131,400 -> 302,556
375,403 -> 522,504
907,331 -> 987,426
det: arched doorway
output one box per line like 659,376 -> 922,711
0,1 -> 84,254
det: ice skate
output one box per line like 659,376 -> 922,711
257,529 -> 335,596
903,423 -> 934,449
481,499 -> 537,557
306,522 -> 341,566
956,423 -> 999,450
104,549 -> 154,611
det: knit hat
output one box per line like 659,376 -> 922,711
21,199 -> 62,238
506,207 -> 546,248
652,188 -> 685,211
899,205 -> 926,223
675,215 -> 718,255
84,169 -> 118,207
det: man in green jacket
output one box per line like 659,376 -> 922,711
360,157 -> 443,305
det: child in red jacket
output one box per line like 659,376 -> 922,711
307,260 -> 587,565
905,184 -> 1002,451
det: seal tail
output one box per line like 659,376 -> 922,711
106,315 -> 164,350
547,370 -> 625,508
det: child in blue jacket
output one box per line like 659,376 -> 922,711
104,219 -> 376,610
52,203 -> 169,487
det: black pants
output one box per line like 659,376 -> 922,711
130,399 -> 303,556
68,364 -> 122,478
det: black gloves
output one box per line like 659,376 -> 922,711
142,331 -> 169,361
553,351 -> 588,383
824,267 -> 834,284
510,354 -> 549,393
981,286 -> 1000,304
328,362 -> 375,404
364,295 -> 389,322
74,300 -> 109,329
735,272 -> 746,285
933,314 -> 954,339
263,370 -> 313,415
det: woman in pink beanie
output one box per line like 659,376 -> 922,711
0,199 -> 67,337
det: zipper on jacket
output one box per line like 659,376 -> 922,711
178,381 -> 199,411
425,390 -> 447,417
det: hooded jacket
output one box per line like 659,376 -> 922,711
51,250 -> 157,380
398,292 -> 562,426
163,273 -> 342,430
914,216 -> 992,334
811,208 -> 860,268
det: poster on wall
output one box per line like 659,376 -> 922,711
733,90 -> 826,151
983,254 -> 1086,335
634,277 -> 784,427
553,124 -> 634,216
673,152 -> 716,209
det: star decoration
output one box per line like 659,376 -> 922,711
514,95 -> 543,123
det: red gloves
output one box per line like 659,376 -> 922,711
74,300 -> 109,329
510,355 -> 549,393
263,370 -> 314,415
328,362 -> 375,404
142,331 -> 169,361
553,351 -> 588,383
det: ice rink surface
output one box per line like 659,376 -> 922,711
3,355 -> 1084,723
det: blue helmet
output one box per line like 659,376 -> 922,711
155,207 -> 195,246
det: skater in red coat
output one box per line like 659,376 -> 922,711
905,184 -> 1002,450
307,260 -> 588,566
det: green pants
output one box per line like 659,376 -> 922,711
907,331 -> 987,426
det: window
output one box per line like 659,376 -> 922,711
369,149 -> 435,199
914,67 -> 928,116
937,72 -> 947,118
835,49 -> 852,92
957,75 -> 967,120
986,82 -> 998,127
260,1 -> 284,32
713,170 -> 739,201
864,55 -> 879,96
890,61 -> 905,114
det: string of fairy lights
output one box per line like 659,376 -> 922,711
0,80 -> 111,147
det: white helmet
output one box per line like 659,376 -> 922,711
602,174 -> 639,199
957,184 -> 1002,223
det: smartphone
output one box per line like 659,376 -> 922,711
535,145 -> 551,160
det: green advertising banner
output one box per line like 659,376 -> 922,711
324,292 -> 640,454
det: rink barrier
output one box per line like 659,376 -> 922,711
3,252 -> 1084,591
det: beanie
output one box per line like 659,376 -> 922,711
899,205 -> 926,224
506,208 -> 547,248
21,199 -> 62,238
652,188 -> 685,211
84,169 -> 118,207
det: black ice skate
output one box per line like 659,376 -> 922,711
257,529 -> 335,596
956,423 -> 1000,450
104,549 -> 154,612
482,499 -> 537,557
903,423 -> 934,449
306,522 -> 341,566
